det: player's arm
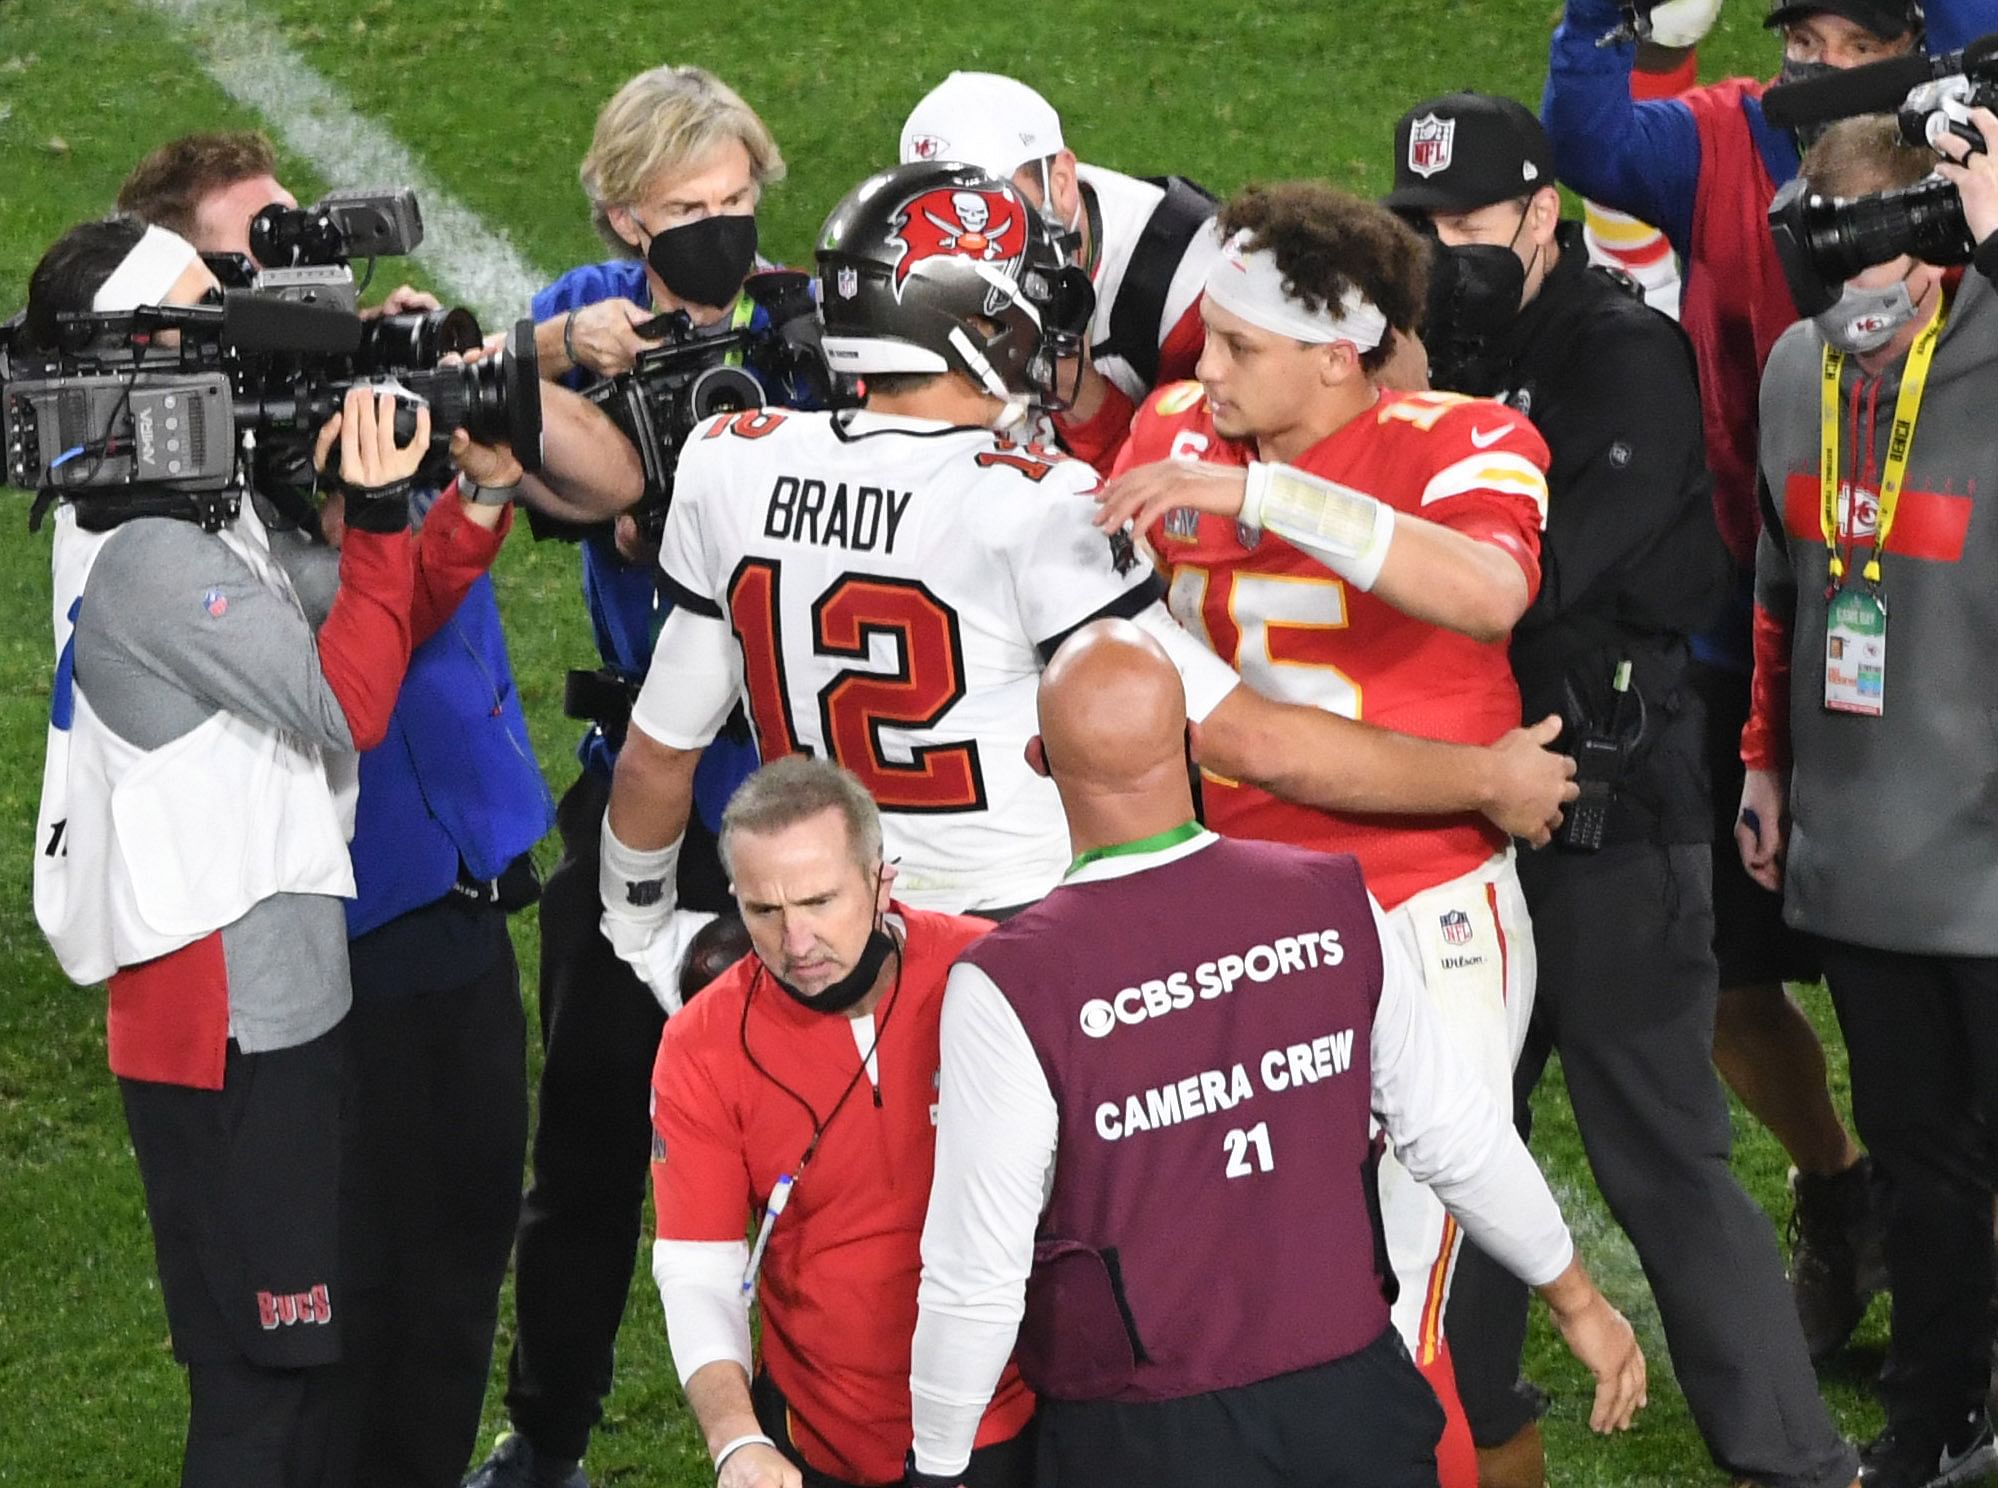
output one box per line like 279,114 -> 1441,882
602,483 -> 735,1007
1143,612 -> 1575,845
1093,440 -> 1542,642
912,962 -> 1059,1481
1365,896 -> 1646,1433
649,1029 -> 798,1488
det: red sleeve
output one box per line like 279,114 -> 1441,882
1630,51 -> 1698,100
1155,295 -> 1207,386
408,480 -> 512,646
1741,600 -> 1793,771
652,1014 -> 755,1242
316,528 -> 415,751
1407,400 -> 1551,601
1054,378 -> 1138,475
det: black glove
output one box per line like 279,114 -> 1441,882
333,473 -> 415,534
904,1453 -> 962,1488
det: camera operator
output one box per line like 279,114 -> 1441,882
1537,0 -> 1998,1361
467,65 -> 809,1488
22,216 -> 509,1488
118,130 -> 440,319
1743,113 -> 1998,1488
1386,92 -> 1857,1488
119,134 -> 559,1487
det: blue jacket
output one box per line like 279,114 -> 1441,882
531,256 -> 813,831
346,568 -> 555,938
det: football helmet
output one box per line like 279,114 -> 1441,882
815,161 -> 1093,409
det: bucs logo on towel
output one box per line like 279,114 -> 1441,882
1408,113 -> 1456,178
888,187 -> 1027,303
1439,908 -> 1473,946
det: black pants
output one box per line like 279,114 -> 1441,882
749,1372 -> 1033,1488
120,1027 -> 349,1488
342,909 -> 526,1488
1447,844 -> 1856,1488
1035,1329 -> 1443,1488
504,770 -> 730,1460
1819,937 -> 1998,1442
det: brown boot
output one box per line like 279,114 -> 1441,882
1476,1421 -> 1544,1488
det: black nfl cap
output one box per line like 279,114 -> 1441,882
1382,92 -> 1555,215
1763,0 -> 1922,38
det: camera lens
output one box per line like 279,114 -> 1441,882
355,307 -> 481,374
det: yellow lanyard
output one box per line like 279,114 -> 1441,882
1819,289 -> 1948,588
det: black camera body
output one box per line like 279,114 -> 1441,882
208,188 -> 425,315
581,270 -> 844,541
1769,174 -> 1976,316
2,291 -> 541,532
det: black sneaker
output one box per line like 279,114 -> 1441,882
1859,1417 -> 1998,1488
462,1431 -> 589,1488
1788,1156 -> 1884,1363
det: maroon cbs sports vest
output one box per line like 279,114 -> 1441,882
960,835 -> 1392,1404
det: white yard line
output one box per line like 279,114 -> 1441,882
137,0 -> 546,325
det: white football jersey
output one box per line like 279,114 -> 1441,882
654,407 -> 1172,912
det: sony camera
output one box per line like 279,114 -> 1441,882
206,187 -> 423,316
1763,32 -> 1998,313
580,270 -> 844,542
1,289 -> 541,532
1769,173 -> 1976,315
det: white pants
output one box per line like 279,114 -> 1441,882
1375,849 -> 1536,1367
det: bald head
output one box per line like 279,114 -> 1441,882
1036,620 -> 1193,819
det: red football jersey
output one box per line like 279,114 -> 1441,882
651,906 -> 1033,1484
1118,382 -> 1550,908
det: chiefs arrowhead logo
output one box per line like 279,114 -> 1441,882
909,133 -> 948,160
887,187 -> 1028,300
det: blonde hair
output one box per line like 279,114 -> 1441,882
1800,116 -> 1934,199
579,66 -> 785,255
719,757 -> 883,880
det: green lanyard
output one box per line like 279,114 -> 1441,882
1066,820 -> 1204,878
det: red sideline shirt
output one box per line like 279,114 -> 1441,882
1117,382 -> 1549,908
652,905 -> 1034,1484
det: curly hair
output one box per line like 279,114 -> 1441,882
1216,182 -> 1429,374
116,132 -> 278,240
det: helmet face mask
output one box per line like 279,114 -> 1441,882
816,161 -> 1095,413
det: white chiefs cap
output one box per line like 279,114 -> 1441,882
899,71 -> 1065,180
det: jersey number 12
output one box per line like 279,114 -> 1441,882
728,558 -> 987,813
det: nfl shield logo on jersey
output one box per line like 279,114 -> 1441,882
1408,113 -> 1456,178
836,265 -> 859,300
1439,909 -> 1473,946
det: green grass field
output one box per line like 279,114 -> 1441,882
0,0 -> 1917,1482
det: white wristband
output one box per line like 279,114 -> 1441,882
713,1433 -> 777,1476
1242,460 -> 1396,592
600,813 -> 680,937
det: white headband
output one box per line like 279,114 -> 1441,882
1203,228 -> 1387,352
92,224 -> 200,313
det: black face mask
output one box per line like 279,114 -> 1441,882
643,212 -> 758,309
1778,57 -> 1841,150
1424,242 -> 1528,395
773,925 -> 898,1016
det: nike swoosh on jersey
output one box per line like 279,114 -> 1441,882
1469,425 -> 1508,449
